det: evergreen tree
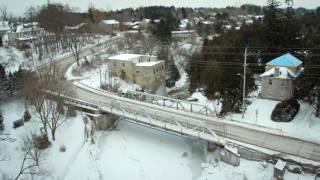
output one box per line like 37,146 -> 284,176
0,110 -> 4,130
151,19 -> 172,44
0,64 -> 5,79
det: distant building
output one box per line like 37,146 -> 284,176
0,21 -> 11,37
100,20 -> 120,32
260,53 -> 303,101
171,30 -> 196,41
108,54 -> 165,92
123,21 -> 141,30
179,19 -> 190,30
8,22 -> 43,47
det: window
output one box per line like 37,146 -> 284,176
268,79 -> 272,85
153,69 -> 155,74
122,63 -> 125,67
136,71 -> 139,74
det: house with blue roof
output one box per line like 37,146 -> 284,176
260,53 -> 303,101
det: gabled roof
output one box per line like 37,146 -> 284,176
266,53 -> 302,67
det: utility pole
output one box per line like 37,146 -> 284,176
242,47 -> 247,119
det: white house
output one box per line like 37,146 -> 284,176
101,19 -> 120,32
260,53 -> 303,101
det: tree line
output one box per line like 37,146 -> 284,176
187,0 -> 320,116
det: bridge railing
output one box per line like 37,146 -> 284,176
123,90 -> 215,116
106,98 -> 225,145
45,91 -> 100,110
48,90 -> 224,144
75,81 -> 215,117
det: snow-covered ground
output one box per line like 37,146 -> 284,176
0,99 -> 315,180
66,58 -> 141,93
0,46 -> 29,73
187,91 -> 221,114
226,89 -> 320,144
167,42 -> 201,93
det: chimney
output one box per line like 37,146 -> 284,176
275,67 -> 280,76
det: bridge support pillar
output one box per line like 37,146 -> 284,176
220,145 -> 240,167
207,142 -> 218,152
90,113 -> 117,131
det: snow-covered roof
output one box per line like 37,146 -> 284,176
17,36 -> 36,41
109,54 -> 142,61
65,23 -> 86,30
143,19 -> 151,23
102,19 -> 119,25
171,30 -> 195,34
0,21 -> 10,32
202,21 -> 214,25
135,61 -> 163,67
266,53 -> 302,67
132,25 -> 140,29
260,67 -> 301,79
179,19 -> 189,28
275,159 -> 287,170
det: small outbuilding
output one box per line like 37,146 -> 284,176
274,159 -> 287,180
260,53 -> 303,101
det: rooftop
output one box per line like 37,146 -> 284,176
275,159 -> 287,170
102,20 -> 119,25
109,54 -> 142,61
266,53 -> 303,67
136,61 -> 163,67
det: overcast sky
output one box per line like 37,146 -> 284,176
2,0 -> 320,16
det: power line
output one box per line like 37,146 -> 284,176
197,46 -> 320,50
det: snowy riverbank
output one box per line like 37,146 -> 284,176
0,98 -> 315,180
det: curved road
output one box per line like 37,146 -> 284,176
52,36 -> 320,163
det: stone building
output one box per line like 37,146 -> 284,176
260,53 -> 303,101
108,54 -> 165,92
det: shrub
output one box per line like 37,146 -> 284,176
67,106 -> 77,117
33,135 -> 51,149
23,110 -> 31,122
0,112 -> 4,130
59,144 -> 66,152
271,98 -> 300,122
57,102 -> 65,114
13,119 -> 24,128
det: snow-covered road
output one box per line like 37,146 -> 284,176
67,83 -> 320,163
45,35 -> 320,163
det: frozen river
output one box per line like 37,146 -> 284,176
0,98 -> 315,180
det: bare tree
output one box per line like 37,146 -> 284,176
69,29 -> 84,66
0,6 -> 8,21
14,133 -> 47,180
25,62 -> 72,141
